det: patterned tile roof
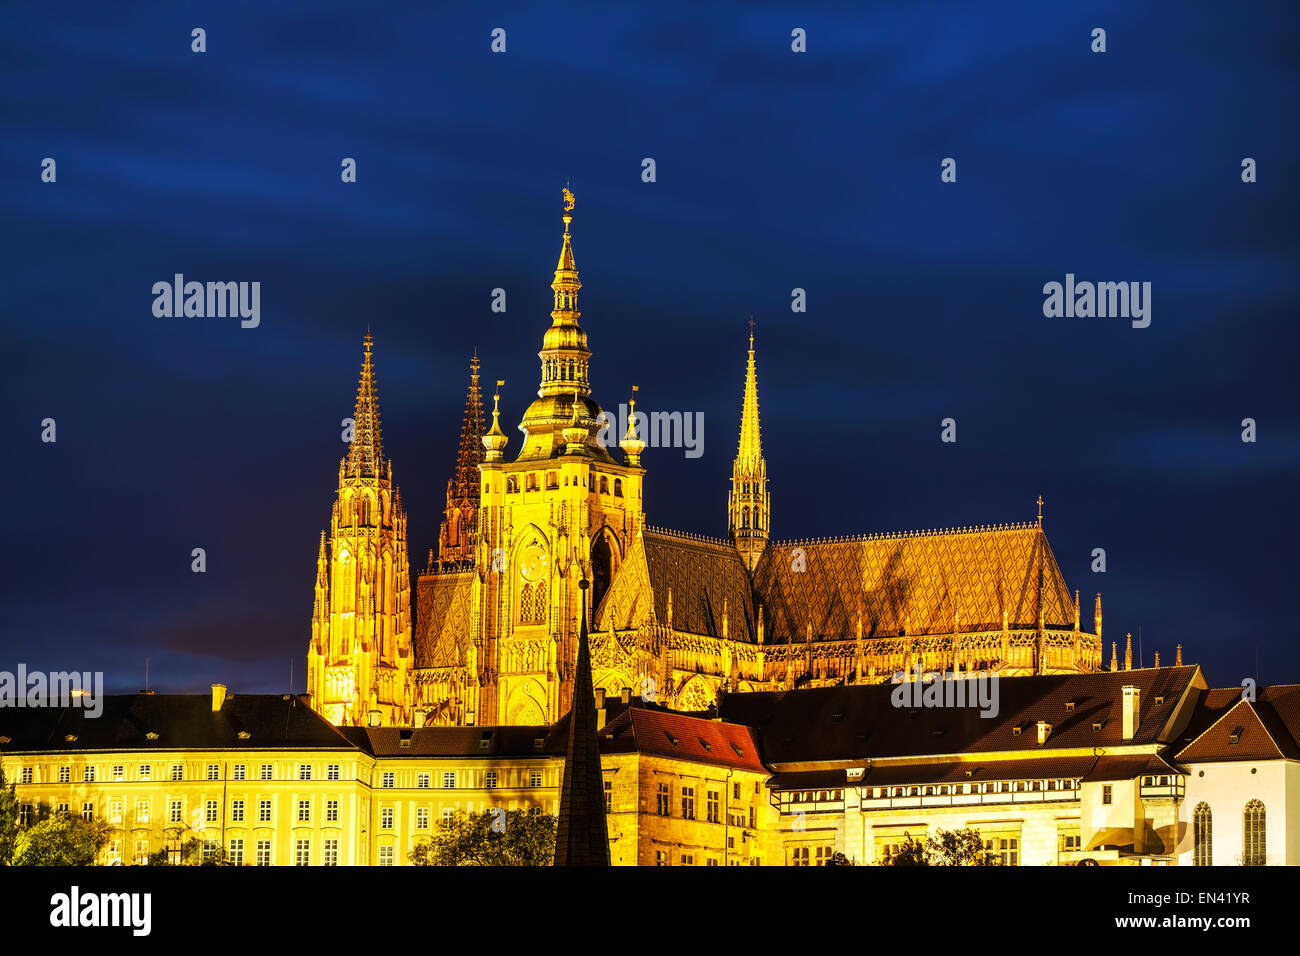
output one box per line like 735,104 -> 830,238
1175,686 -> 1300,763
640,530 -> 756,640
414,569 -> 475,668
752,524 -> 1077,642
598,707 -> 766,773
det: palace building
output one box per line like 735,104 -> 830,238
307,191 -> 1105,731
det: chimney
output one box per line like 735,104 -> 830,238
1121,685 -> 1140,740
1036,720 -> 1052,745
367,709 -> 382,728
620,687 -> 631,705
211,683 -> 227,713
594,689 -> 607,731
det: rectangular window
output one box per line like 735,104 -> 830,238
416,808 -> 429,829
326,799 -> 339,823
381,807 -> 394,829
748,806 -> 756,829
205,800 -> 218,823
382,772 -> 395,789
682,853 -> 694,866
299,764 -> 312,781
791,847 -> 810,866
84,766 -> 95,783
206,764 -> 219,781
258,799 -> 272,823
298,800 -> 311,822
134,839 -> 150,866
231,800 -> 245,823
682,787 -> 696,820
109,800 -> 123,824
169,800 -> 183,824
442,772 -> 455,789
256,840 -> 272,866
295,839 -> 310,867
485,770 -> 498,789
323,839 -> 339,867
604,780 -> 613,813
379,845 -> 394,866
655,850 -> 668,866
815,846 -> 833,866
529,770 -> 542,788
706,790 -> 720,823
58,767 -> 71,784
734,781 -> 742,800
260,764 -> 273,781
19,804 -> 33,826
232,764 -> 245,781
228,838 -> 244,866
418,773 -> 431,789
442,808 -> 455,827
81,802 -> 94,821
112,765 -> 124,782
1102,785 -> 1113,806
657,783 -> 671,816
136,800 -> 151,824
139,764 -> 151,781
171,764 -> 184,781
327,764 -> 340,781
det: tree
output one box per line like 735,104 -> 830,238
880,828 -> 998,866
11,812 -> 111,866
149,830 -> 229,865
825,851 -> 855,866
410,807 -> 556,866
0,769 -> 18,865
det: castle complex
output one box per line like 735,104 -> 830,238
306,193 -> 1105,730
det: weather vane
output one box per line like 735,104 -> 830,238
563,184 -> 575,213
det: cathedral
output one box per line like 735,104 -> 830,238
307,192 -> 1105,729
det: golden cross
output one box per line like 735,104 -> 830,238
1036,495 -> 1044,526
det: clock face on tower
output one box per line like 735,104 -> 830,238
519,543 -> 548,583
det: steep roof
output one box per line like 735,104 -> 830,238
641,530 -> 755,640
414,570 -> 475,668
598,707 -> 765,773
0,694 -> 353,753
718,666 -> 1203,766
752,524 -> 1077,642
1175,685 -> 1300,763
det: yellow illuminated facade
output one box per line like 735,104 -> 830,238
310,190 -> 1103,730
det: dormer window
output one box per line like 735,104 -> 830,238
1229,726 -> 1244,745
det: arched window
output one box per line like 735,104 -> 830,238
742,506 -> 750,529
506,477 -> 517,494
1193,802 -> 1212,866
614,479 -> 623,497
1243,799 -> 1265,865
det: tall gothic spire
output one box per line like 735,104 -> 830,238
345,333 -> 385,478
729,320 -> 769,571
554,580 -> 610,866
437,354 -> 485,564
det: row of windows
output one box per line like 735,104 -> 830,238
16,764 -> 543,789
654,850 -> 760,866
502,474 -> 624,496
652,782 -> 758,827
16,763 -> 344,784
862,779 -> 1080,800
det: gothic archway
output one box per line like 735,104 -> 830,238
590,528 -> 620,616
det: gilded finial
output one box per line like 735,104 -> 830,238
483,379 -> 509,460
748,315 -> 755,349
563,185 -> 575,213
1036,495 -> 1044,529
1176,644 -> 1183,666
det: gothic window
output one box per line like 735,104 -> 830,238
1243,799 -> 1265,865
614,479 -> 623,497
754,511 -> 762,530
506,477 -> 517,494
360,496 -> 370,525
1193,802 -> 1212,866
742,506 -> 750,529
519,583 -> 544,625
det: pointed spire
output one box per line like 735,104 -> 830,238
483,380 -> 508,461
1176,644 -> 1183,666
737,318 -> 763,469
345,333 -> 385,478
619,385 -> 646,466
1124,633 -> 1133,671
554,579 -> 610,866
1094,593 -> 1103,641
1110,641 -> 1118,672
438,355 -> 486,563
729,319 -> 769,571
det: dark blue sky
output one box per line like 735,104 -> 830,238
3,2 -> 1297,694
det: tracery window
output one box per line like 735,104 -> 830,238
1243,799 -> 1265,865
1193,802 -> 1212,866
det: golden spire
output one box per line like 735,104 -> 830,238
737,318 -> 762,469
1110,641 -> 1117,672
729,318 -> 769,571
483,380 -> 509,461
1036,495 -> 1044,529
619,384 -> 646,466
345,332 -> 385,478
1176,644 -> 1183,666
1124,632 -> 1133,671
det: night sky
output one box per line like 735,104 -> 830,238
3,2 -> 1297,696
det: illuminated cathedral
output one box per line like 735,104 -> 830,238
307,191 -> 1105,728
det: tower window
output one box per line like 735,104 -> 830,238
614,479 -> 623,497
599,476 -> 609,495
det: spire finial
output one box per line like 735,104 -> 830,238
1036,495 -> 1044,528
748,315 -> 755,350
1124,632 -> 1133,671
483,379 -> 509,460
1176,643 -> 1183,666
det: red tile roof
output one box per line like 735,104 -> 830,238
599,708 -> 765,772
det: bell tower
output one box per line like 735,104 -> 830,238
307,333 -> 413,727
